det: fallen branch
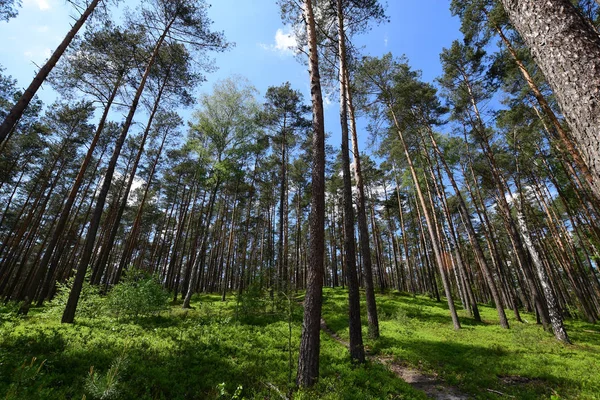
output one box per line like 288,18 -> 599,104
486,388 -> 515,398
264,382 -> 289,400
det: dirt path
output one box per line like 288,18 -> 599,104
320,318 -> 470,400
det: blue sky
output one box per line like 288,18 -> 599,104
0,0 -> 462,152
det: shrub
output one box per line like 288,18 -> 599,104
0,301 -> 21,324
235,281 -> 268,320
45,271 -> 104,318
105,268 -> 169,320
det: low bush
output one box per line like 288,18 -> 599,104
105,268 -> 169,320
45,271 -> 104,318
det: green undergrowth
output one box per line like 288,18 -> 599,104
321,288 -> 600,399
0,292 -> 424,399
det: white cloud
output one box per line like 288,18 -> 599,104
36,25 -> 49,33
323,92 -> 333,110
274,28 -> 297,52
24,0 -> 52,11
23,47 -> 52,60
259,28 -> 298,56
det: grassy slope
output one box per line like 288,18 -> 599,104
1,289 -> 598,399
321,288 -> 600,399
0,294 -> 423,400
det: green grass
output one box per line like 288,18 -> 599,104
0,293 -> 424,400
2,289 -> 598,399
321,288 -> 600,400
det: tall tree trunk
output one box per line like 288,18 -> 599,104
222,188 -> 240,301
21,74 -> 123,310
428,154 -> 482,322
393,164 -> 416,294
513,141 -> 572,342
183,179 -> 219,308
119,125 -> 168,271
238,157 -> 259,295
344,40 -> 380,341
98,75 -> 170,285
336,0 -> 365,363
297,0 -> 326,387
0,0 -> 100,145
460,70 -> 552,327
424,126 -> 507,328
278,120 -> 288,293
389,109 -> 460,329
515,205 -> 570,343
61,18 -> 174,324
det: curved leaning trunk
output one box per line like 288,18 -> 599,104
0,0 -> 100,145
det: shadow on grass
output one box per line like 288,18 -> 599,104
320,288 -> 595,399
322,289 -> 487,334
0,322 -> 286,399
372,335 -> 578,399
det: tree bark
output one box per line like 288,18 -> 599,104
499,0 -> 600,199
389,110 -> 460,329
297,0 -> 326,387
61,18 -> 174,323
346,68 -> 380,339
336,0 -> 365,363
0,0 -> 100,145
493,24 -> 595,194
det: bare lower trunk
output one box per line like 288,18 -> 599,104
515,209 -> 570,343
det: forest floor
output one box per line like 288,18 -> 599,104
318,317 -> 468,400
1,288 -> 599,399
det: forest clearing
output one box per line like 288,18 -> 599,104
1,0 -> 600,398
